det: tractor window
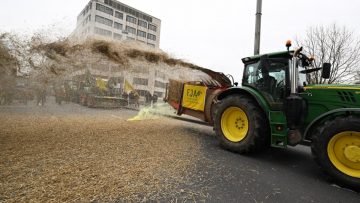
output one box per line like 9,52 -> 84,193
243,61 -> 261,84
298,66 -> 307,87
243,58 -> 288,109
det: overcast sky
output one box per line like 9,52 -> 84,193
1,0 -> 360,82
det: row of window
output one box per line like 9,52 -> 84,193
155,70 -> 166,79
95,3 -> 122,20
95,15 -> 113,27
95,15 -> 124,32
96,3 -> 113,15
94,27 -> 112,37
129,89 -> 164,98
154,91 -> 163,98
138,20 -> 147,28
114,22 -> 122,30
80,3 -> 158,32
126,26 -> 136,34
126,15 -> 156,31
147,33 -> 156,41
85,3 -> 92,15
148,24 -> 157,32
133,77 -> 148,86
137,30 -> 146,38
126,15 -> 137,24
96,3 -> 157,32
93,27 -> 156,46
133,79 -> 166,88
115,11 -> 123,19
155,81 -> 166,88
132,90 -> 163,98
125,26 -> 156,40
82,15 -> 91,27
94,27 -> 122,39
104,0 -> 153,23
126,16 -> 152,30
79,1 -> 93,20
94,17 -> 155,40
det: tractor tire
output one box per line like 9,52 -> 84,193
311,116 -> 360,191
214,95 -> 270,154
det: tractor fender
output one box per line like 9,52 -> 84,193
215,87 -> 270,115
304,108 -> 360,140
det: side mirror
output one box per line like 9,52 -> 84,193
322,63 -> 331,79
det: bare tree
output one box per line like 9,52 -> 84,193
356,71 -> 360,84
297,24 -> 360,84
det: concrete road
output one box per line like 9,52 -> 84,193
1,97 -> 359,202
179,123 -> 360,202
0,96 -> 138,118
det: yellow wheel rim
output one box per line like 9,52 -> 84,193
327,131 -> 360,178
221,107 -> 249,142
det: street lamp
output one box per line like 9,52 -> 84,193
254,0 -> 262,55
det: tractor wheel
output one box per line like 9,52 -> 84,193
214,95 -> 270,153
311,116 -> 360,191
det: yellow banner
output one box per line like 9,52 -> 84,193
124,79 -> 139,96
96,78 -> 107,90
182,84 -> 207,111
124,79 -> 135,93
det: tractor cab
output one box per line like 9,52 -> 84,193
240,43 -> 332,145
241,43 -> 330,111
241,51 -> 291,110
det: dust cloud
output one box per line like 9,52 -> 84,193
0,30 -> 220,202
0,31 -> 223,84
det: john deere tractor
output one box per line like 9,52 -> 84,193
213,43 -> 360,190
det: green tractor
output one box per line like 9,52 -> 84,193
213,44 -> 360,190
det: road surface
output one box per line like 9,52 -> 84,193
0,97 -> 359,202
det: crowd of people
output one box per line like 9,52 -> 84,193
122,90 -> 158,109
1,82 -> 160,109
0,83 -> 46,106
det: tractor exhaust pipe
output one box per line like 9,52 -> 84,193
286,47 -> 306,146
290,47 -> 302,94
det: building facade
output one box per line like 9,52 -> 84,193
68,61 -> 169,100
70,0 -> 167,101
73,0 -> 161,48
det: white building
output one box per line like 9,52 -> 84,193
70,0 -> 168,100
73,0 -> 161,48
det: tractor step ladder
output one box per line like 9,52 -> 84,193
269,111 -> 287,148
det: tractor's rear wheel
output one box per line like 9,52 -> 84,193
311,116 -> 360,191
214,95 -> 270,153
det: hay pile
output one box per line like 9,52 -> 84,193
0,115 -> 208,202
167,79 -> 185,105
